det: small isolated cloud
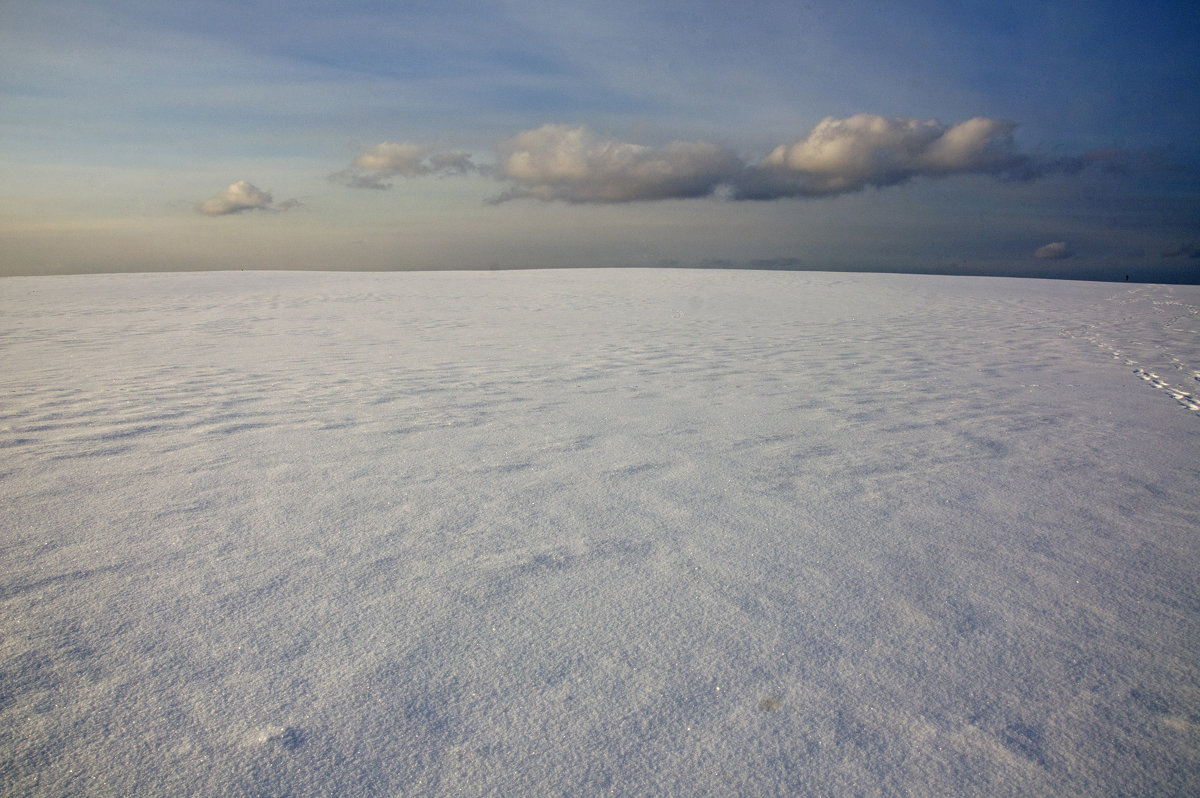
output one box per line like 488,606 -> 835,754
197,181 -> 297,216
1162,243 -> 1200,259
330,142 -> 477,189
1034,241 -> 1071,259
735,114 -> 1105,200
491,124 -> 743,203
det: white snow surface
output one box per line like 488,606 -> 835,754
2,269 -> 1198,796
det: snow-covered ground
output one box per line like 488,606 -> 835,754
2,269 -> 1198,796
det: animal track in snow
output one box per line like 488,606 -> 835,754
1133,369 -> 1200,411
1060,289 -> 1200,415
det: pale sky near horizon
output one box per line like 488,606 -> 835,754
2,0 -> 1198,280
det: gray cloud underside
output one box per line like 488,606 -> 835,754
326,115 -> 1129,205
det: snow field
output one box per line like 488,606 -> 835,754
2,269 -> 1198,795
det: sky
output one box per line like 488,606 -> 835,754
2,0 -> 1199,280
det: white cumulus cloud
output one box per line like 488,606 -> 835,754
196,181 -> 292,216
1034,241 -> 1071,259
352,142 -> 427,175
736,114 -> 1034,199
330,142 -> 477,189
492,124 -> 743,203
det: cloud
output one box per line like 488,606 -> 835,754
333,117 -> 1134,204
734,114 -> 1109,200
491,124 -> 743,203
330,142 -> 477,189
1034,241 -> 1071,259
352,142 -> 427,175
197,181 -> 298,216
428,151 -> 477,174
1162,243 -> 1200,259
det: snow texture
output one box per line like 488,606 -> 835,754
2,269 -> 1198,796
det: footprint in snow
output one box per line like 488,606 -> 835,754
252,725 -> 306,751
1134,369 -> 1200,411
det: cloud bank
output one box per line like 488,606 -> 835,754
330,142 -> 477,189
484,116 -> 1122,204
240,115 -> 1132,212
197,181 -> 296,216
491,124 -> 742,203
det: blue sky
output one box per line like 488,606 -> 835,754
2,0 -> 1198,279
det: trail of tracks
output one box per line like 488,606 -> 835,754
1062,285 -> 1200,413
